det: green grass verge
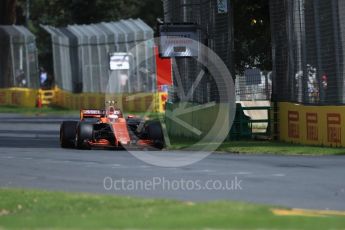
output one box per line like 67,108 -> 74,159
0,189 -> 345,230
218,141 -> 345,155
168,140 -> 345,156
0,105 -> 78,116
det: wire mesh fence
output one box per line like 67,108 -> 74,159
235,71 -> 272,101
42,19 -> 156,93
270,0 -> 345,105
162,0 -> 234,104
0,25 -> 39,89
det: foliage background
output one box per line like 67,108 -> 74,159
1,0 -> 271,76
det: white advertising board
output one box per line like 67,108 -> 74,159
109,53 -> 131,70
159,24 -> 199,58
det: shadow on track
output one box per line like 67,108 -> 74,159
0,136 -> 60,149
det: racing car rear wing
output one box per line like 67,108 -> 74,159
80,109 -> 106,120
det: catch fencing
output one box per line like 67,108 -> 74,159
42,19 -> 156,94
0,25 -> 39,89
270,0 -> 345,105
235,71 -> 272,101
162,0 -> 234,104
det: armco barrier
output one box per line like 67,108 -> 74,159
0,88 -> 38,107
52,88 -> 168,113
278,102 -> 345,147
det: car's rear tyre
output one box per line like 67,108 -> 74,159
60,121 -> 78,148
146,121 -> 164,150
75,122 -> 93,149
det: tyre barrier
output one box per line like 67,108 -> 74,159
52,88 -> 168,113
0,87 -> 168,113
0,88 -> 38,107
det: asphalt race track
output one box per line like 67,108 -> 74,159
0,114 -> 345,210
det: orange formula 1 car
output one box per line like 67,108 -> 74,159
59,105 -> 164,150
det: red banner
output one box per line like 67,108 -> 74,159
155,46 -> 172,88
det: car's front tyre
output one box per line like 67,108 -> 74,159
146,121 -> 165,150
60,121 -> 78,148
75,122 -> 93,150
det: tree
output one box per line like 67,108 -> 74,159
133,0 -> 163,29
12,0 -> 272,76
13,0 -> 163,75
16,0 -> 161,28
0,0 -> 17,24
233,0 -> 271,74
